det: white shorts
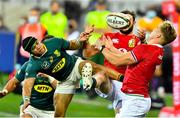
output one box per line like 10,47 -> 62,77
20,105 -> 54,118
117,91 -> 151,118
95,80 -> 123,110
55,57 -> 83,94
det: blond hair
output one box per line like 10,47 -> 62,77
160,21 -> 177,45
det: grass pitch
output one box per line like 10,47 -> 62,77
0,73 -> 173,117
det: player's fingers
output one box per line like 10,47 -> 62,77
107,36 -> 112,42
22,106 -> 25,113
37,72 -> 48,77
102,35 -> 106,41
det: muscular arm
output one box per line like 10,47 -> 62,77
102,48 -> 137,66
109,46 -> 123,54
3,77 -> 20,93
0,77 -> 20,98
83,42 -> 100,58
46,76 -> 58,89
23,77 -> 35,99
68,39 -> 81,50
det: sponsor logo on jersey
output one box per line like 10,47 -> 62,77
112,38 -> 119,44
128,39 -> 135,47
158,55 -> 163,60
34,85 -> 53,93
41,61 -> 51,69
52,58 -> 66,73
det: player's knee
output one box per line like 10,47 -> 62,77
54,108 -> 65,117
21,113 -> 32,118
97,72 -> 107,82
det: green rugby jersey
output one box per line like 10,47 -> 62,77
25,37 -> 77,81
15,62 -> 55,111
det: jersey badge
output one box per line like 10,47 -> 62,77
128,38 -> 135,47
54,50 -> 61,57
41,61 -> 51,69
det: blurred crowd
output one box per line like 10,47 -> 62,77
0,0 -> 180,110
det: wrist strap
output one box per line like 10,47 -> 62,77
48,76 -> 55,83
100,45 -> 105,52
2,89 -> 8,94
118,74 -> 124,82
23,96 -> 30,102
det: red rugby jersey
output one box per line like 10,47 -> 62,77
121,44 -> 164,97
104,32 -> 140,74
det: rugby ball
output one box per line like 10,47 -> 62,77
106,12 -> 130,29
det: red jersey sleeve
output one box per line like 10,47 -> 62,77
131,45 -> 145,62
134,36 -> 141,46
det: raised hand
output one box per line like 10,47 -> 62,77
105,36 -> 113,49
84,25 -> 94,34
37,72 -> 49,79
79,25 -> 94,42
136,29 -> 146,43
22,101 -> 30,113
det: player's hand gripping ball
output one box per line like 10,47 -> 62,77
106,12 -> 131,29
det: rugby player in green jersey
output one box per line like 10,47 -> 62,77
0,61 -> 58,118
21,26 -> 121,117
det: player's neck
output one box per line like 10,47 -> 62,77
148,39 -> 162,46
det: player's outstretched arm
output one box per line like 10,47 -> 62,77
37,72 -> 58,89
68,25 -> 94,50
22,77 -> 35,112
0,77 -> 20,98
102,48 -> 136,66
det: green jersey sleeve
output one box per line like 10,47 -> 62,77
53,38 -> 70,50
15,62 -> 29,82
25,61 -> 40,79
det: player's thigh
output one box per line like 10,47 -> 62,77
38,110 -> 54,118
120,96 -> 151,118
21,113 -> 32,118
20,105 -> 37,118
96,73 -> 111,94
54,93 -> 73,113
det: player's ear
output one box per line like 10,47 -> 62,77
156,34 -> 161,38
133,20 -> 136,25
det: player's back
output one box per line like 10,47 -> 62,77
122,44 -> 164,97
104,32 -> 140,74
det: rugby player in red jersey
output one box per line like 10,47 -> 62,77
97,21 -> 177,117
83,10 -> 146,115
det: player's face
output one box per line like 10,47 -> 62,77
119,14 -> 134,34
31,41 -> 46,56
149,26 -> 161,41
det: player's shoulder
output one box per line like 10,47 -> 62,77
21,61 -> 29,70
131,34 -> 140,40
43,37 -> 64,44
134,44 -> 163,53
134,44 -> 148,50
147,44 -> 163,50
104,32 -> 119,38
